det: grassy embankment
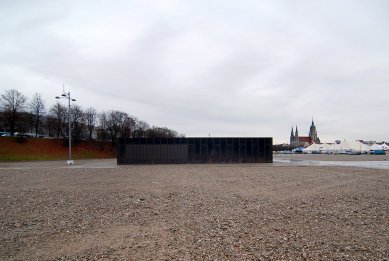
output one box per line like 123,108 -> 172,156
0,137 -> 114,162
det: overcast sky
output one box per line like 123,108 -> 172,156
1,0 -> 388,143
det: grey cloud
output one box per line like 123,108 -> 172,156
0,0 -> 388,143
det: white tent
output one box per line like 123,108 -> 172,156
333,140 -> 370,153
303,140 -> 383,154
304,140 -> 370,154
303,143 -> 334,153
303,143 -> 321,153
370,143 -> 385,150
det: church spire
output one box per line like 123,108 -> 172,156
295,126 -> 299,137
309,118 -> 319,144
290,126 -> 295,146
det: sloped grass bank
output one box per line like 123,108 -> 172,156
0,137 -> 114,162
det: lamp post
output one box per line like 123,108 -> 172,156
55,91 -> 76,165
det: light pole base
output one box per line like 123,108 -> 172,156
67,160 -> 74,166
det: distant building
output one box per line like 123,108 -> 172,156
308,119 -> 320,144
290,119 -> 320,148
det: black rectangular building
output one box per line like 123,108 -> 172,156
117,137 -> 272,164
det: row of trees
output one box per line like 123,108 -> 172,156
0,89 -> 183,143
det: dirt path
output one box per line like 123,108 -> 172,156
0,164 -> 388,260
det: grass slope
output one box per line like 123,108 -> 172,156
0,137 -> 114,162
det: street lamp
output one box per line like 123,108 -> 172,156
55,91 -> 76,165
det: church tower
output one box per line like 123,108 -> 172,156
309,119 -> 320,143
289,120 -> 321,148
290,126 -> 294,145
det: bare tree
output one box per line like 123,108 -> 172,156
71,104 -> 84,142
49,102 -> 67,138
0,91 -> 185,143
106,110 -> 124,143
84,107 -> 97,140
43,115 -> 57,137
121,115 -> 136,138
98,111 -> 109,141
146,126 -> 179,138
133,120 -> 150,138
29,93 -> 45,137
0,89 -> 27,136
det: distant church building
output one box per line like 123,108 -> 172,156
290,119 -> 321,148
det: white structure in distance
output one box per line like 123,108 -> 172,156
303,140 -> 387,154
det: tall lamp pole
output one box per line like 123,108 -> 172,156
55,91 -> 76,165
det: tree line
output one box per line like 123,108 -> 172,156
0,89 -> 184,143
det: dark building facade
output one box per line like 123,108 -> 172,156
117,137 -> 273,164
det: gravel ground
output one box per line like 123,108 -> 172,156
0,163 -> 388,260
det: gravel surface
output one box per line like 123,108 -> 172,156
0,164 -> 388,260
